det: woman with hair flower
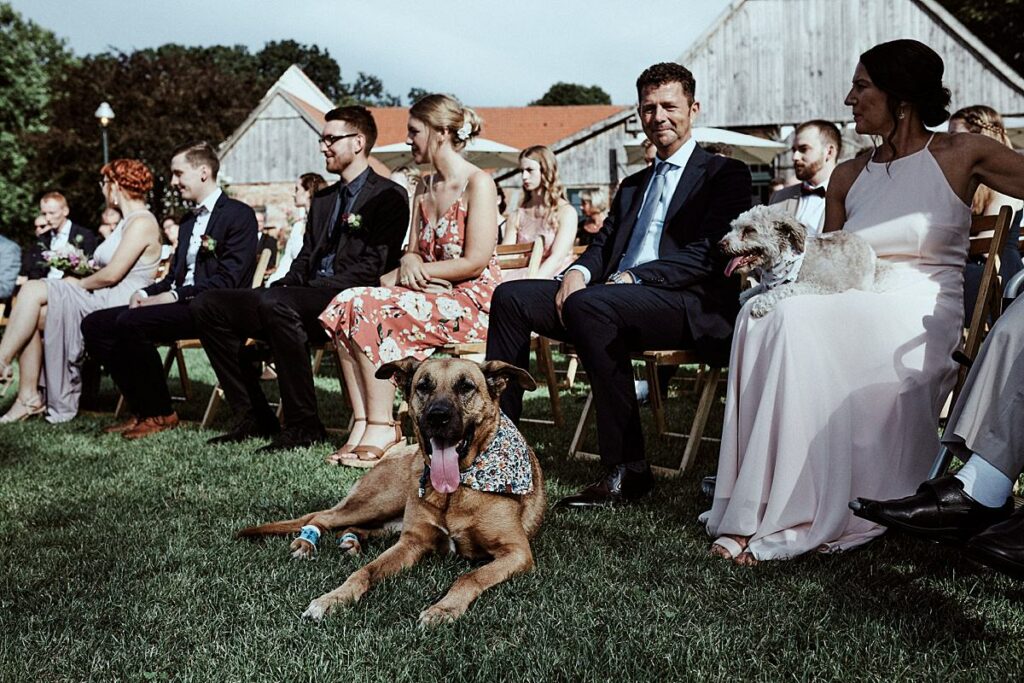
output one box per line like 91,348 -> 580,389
0,159 -> 162,422
318,93 -> 500,467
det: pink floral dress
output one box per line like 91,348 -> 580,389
319,197 -> 501,368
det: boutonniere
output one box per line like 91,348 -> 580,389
342,213 -> 363,231
200,234 -> 218,255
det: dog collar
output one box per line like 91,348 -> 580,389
418,412 -> 533,497
758,251 -> 804,290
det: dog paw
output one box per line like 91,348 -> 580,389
337,537 -> 362,555
417,604 -> 463,627
301,597 -> 332,622
289,538 -> 315,560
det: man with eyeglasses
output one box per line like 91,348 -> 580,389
193,106 -> 409,452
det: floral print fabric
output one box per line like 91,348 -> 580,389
319,198 -> 501,368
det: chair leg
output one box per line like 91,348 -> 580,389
535,337 -> 563,428
568,391 -> 596,460
201,385 -> 223,429
678,367 -> 721,474
175,347 -> 191,400
311,346 -> 325,375
927,446 -> 954,481
564,355 -> 580,388
647,360 -> 666,435
114,394 -> 126,419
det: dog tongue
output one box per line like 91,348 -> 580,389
725,255 -> 746,277
429,439 -> 461,493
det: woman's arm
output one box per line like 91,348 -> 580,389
821,154 -> 869,233
420,170 -> 498,283
971,135 -> 1024,203
536,202 -> 578,279
500,210 -> 518,245
387,189 -> 428,287
78,215 -> 159,290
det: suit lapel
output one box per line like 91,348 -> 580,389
611,166 -> 654,258
334,170 -> 380,256
173,214 -> 198,286
662,145 -> 710,224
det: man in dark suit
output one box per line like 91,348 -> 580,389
768,119 -> 841,235
192,106 -> 409,452
486,62 -> 752,508
22,194 -> 98,280
82,142 -> 258,439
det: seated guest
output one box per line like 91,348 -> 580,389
851,295 -> 1024,579
98,207 -> 122,240
501,146 -> 577,280
950,105 -> 1024,320
769,119 -> 842,235
25,195 -> 98,281
486,62 -> 752,507
193,106 -> 409,452
267,172 -> 328,286
318,94 -> 499,467
701,40 -> 1024,565
576,188 -> 609,246
495,183 -> 508,243
0,160 -> 162,422
82,142 -> 258,439
0,233 -> 20,301
18,216 -> 51,285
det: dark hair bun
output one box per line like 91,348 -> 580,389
860,39 -> 950,125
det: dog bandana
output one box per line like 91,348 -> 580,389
757,250 -> 805,290
419,413 -> 533,497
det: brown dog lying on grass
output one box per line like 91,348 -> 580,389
236,358 -> 546,626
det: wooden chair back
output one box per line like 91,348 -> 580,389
495,239 -> 544,277
251,248 -> 273,288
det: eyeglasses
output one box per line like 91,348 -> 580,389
319,132 -> 359,147
98,178 -> 111,189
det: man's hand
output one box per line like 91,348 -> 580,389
606,271 -> 635,285
129,291 -> 146,309
141,292 -> 177,307
555,269 -> 586,322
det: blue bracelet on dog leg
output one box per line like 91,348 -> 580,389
298,525 -> 321,551
337,532 -> 359,547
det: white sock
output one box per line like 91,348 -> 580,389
955,454 -> 1013,508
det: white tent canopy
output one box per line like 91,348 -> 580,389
373,138 -> 521,170
624,128 -> 788,166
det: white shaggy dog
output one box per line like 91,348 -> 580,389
719,204 -> 881,318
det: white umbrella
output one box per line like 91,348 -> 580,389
624,128 -> 788,166
372,137 -> 521,170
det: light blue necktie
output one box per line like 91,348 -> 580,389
620,161 -> 672,271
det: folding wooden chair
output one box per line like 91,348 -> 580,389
115,247 -> 273,417
928,205 -> 1013,478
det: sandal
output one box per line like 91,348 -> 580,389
324,417 -> 367,465
0,395 -> 45,424
0,361 -> 14,398
710,535 -> 747,561
341,419 -> 403,469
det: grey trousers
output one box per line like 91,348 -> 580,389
942,296 -> 1024,479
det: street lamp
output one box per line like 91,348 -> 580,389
94,101 -> 115,165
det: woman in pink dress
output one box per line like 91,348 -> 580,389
701,40 -> 1024,565
319,94 -> 500,466
501,146 -> 577,280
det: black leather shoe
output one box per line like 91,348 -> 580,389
556,464 -> 655,509
207,416 -> 280,445
965,506 -> 1024,580
849,474 -> 1013,544
256,426 -> 329,453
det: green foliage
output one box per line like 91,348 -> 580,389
531,82 -> 612,106
340,71 -> 401,107
0,2 -> 73,243
937,0 -> 1022,74
256,39 -> 345,102
407,87 -> 430,105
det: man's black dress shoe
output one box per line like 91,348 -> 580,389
556,464 -> 655,509
849,474 -> 1013,544
256,426 -> 329,453
966,506 -> 1024,580
207,416 -> 280,445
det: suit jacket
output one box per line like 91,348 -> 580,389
572,145 -> 752,363
0,235 -> 21,300
145,192 -> 258,303
769,184 -> 825,233
273,169 -> 409,291
21,222 -> 98,280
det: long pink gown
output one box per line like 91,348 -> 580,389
701,138 -> 971,560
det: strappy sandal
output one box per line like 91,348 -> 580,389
341,419 -> 403,469
710,535 -> 747,561
0,395 -> 45,424
0,361 -> 14,398
324,417 -> 366,465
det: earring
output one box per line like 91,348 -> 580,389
898,109 -> 905,120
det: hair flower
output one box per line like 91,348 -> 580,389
455,122 -> 472,141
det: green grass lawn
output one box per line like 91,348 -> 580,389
1,350 -> 1023,682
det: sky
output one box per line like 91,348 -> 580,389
9,0 -> 733,106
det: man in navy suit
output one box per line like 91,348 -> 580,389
486,62 -> 752,508
83,142 -> 258,439
22,193 -> 99,281
193,106 -> 409,452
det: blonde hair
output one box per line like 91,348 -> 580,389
409,94 -> 482,152
519,145 -> 567,228
950,105 -> 1012,215
580,188 -> 609,213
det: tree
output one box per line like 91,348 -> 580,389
937,0 -> 1022,75
0,3 -> 73,241
256,40 -> 345,102
407,87 -> 429,105
530,82 -> 611,106
340,72 -> 401,107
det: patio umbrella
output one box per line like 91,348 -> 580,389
372,137 -> 521,170
624,128 -> 788,166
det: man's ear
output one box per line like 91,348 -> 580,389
479,360 -> 536,399
376,358 -> 421,398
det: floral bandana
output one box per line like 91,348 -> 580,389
756,250 -> 804,290
418,412 -> 533,497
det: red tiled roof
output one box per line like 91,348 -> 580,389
367,105 -> 630,149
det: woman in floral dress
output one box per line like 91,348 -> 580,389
319,93 -> 500,466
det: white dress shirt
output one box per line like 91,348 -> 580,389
795,179 -> 828,236
179,187 -> 222,289
47,219 -> 73,279
569,137 -> 697,283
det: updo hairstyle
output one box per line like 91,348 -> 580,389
409,94 -> 482,152
101,159 -> 154,200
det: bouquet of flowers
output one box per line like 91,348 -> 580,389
41,239 -> 97,277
